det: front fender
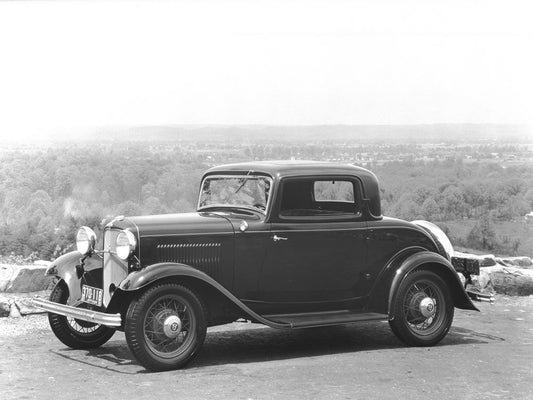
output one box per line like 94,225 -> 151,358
388,251 -> 479,313
118,262 -> 216,292
46,251 -> 102,305
118,263 -> 290,329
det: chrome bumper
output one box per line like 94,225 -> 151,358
32,298 -> 122,327
466,289 -> 495,304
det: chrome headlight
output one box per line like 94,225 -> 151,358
76,226 -> 97,255
116,230 -> 137,260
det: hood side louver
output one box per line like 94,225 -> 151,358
156,242 -> 222,278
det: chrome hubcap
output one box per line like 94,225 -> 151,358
419,297 -> 436,318
163,315 -> 182,338
403,279 -> 445,335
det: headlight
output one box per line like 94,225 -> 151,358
116,230 -> 137,260
76,226 -> 97,255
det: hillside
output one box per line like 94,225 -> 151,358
1,125 -> 532,260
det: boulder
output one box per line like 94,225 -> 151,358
0,264 -> 52,293
16,298 -> 47,315
473,265 -> 533,296
497,257 -> 533,269
9,302 -> 21,318
0,264 -> 15,291
0,296 -> 10,317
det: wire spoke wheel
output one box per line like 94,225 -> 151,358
68,314 -> 101,334
402,280 -> 444,336
47,279 -> 115,349
143,296 -> 194,359
125,283 -> 207,371
389,270 -> 454,346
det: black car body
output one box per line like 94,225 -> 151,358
35,161 -> 487,371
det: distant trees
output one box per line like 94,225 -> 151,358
375,159 -> 533,224
0,145 -> 205,259
0,143 -> 531,259
466,216 -> 497,251
374,159 -> 533,256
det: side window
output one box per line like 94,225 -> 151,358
279,178 -> 359,218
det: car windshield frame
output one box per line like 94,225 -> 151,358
197,174 -> 273,215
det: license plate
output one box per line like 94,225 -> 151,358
81,285 -> 103,307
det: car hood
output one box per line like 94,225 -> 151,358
108,212 -> 235,238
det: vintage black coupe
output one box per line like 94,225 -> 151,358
34,161 -> 489,371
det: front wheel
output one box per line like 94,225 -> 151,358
48,279 -> 115,349
389,270 -> 454,346
124,283 -> 207,371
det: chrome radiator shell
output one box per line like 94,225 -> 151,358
103,228 -> 129,307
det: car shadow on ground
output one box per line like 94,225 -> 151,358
52,321 -> 504,373
190,322 -> 505,368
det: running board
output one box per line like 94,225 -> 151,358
263,310 -> 387,329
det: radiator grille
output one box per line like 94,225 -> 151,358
103,229 -> 129,307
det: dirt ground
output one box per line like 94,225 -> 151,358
1,295 -> 532,400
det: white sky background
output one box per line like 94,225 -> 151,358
0,0 -> 532,141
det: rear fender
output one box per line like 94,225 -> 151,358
388,251 -> 479,314
45,251 -> 102,305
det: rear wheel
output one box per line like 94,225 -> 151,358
48,279 -> 115,349
124,283 -> 207,371
389,270 -> 454,346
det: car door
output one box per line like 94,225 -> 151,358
258,176 -> 369,307
229,216 -> 272,302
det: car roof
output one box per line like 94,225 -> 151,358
203,160 -> 383,218
204,160 -> 376,179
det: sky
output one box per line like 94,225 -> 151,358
0,0 -> 532,141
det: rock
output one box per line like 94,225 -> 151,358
33,260 -> 52,267
0,264 -> 52,293
9,302 -> 21,318
16,298 -> 47,315
480,257 -> 497,267
0,264 -> 15,291
497,257 -> 533,269
475,268 -> 491,290
0,296 -> 10,317
472,265 -> 533,296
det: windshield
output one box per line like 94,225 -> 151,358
198,175 -> 272,213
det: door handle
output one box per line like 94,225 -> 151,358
272,234 -> 288,242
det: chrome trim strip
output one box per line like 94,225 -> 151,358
141,232 -> 235,238
369,225 -> 427,231
32,298 -> 122,327
272,227 -> 367,233
144,228 -> 368,238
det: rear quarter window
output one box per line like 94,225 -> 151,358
313,180 -> 354,202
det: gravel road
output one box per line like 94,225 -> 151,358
1,295 -> 532,400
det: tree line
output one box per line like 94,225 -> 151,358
0,143 -> 532,261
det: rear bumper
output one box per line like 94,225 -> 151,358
466,289 -> 495,304
32,298 -> 122,327
452,256 -> 495,304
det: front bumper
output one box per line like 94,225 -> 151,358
32,298 -> 122,327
